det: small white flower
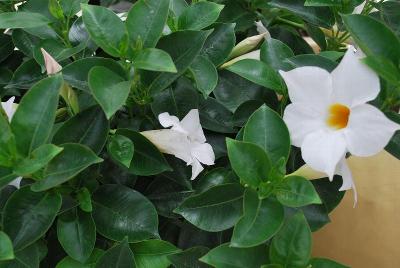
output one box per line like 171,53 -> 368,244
1,97 -> 22,189
40,48 -> 62,75
141,109 -> 215,180
280,46 -> 400,204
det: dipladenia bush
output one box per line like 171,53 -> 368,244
0,0 -> 399,267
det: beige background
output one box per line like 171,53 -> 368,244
312,151 -> 400,267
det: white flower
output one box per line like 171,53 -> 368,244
280,46 -> 400,204
40,48 -> 62,75
1,97 -> 22,189
141,109 -> 215,180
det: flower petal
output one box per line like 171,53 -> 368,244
41,48 -> 62,75
283,103 -> 326,147
179,109 -> 206,143
191,142 -> 215,166
190,159 -> 204,180
301,129 -> 347,180
335,158 -> 357,206
344,104 -> 400,157
1,96 -> 16,121
279,67 -> 333,109
331,46 -> 379,107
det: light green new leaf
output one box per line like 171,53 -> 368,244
178,1 -> 224,30
107,134 -> 134,168
14,144 -> 63,176
226,138 -> 271,188
0,12 -> 50,29
31,143 -> 103,192
88,66 -> 131,119
189,55 -> 218,97
11,74 -> 63,156
0,231 -> 14,261
133,48 -> 177,73
231,188 -> 284,248
126,0 -> 170,48
276,176 -> 322,207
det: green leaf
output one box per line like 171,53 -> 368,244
14,144 -> 63,176
168,246 -> 210,268
270,211 -> 312,268
31,143 -> 103,192
226,138 -> 271,188
244,105 -> 291,164
131,240 -> 180,268
116,129 -> 171,176
0,12 -> 50,29
126,0 -> 170,48
92,184 -> 159,242
81,4 -> 127,57
2,186 -> 61,250
189,55 -> 218,97
56,248 -> 104,268
88,66 -> 130,119
174,183 -> 244,232
11,74 -> 62,156
178,2 -> 224,30
95,239 -> 135,268
276,176 -> 322,207
57,209 -> 96,263
133,48 -> 177,73
147,30 -> 211,94
343,14 -> 400,64
107,134 -> 134,168
201,23 -> 236,66
0,231 -> 14,261
63,57 -> 126,92
200,243 -> 268,268
227,59 -> 286,93
53,106 -> 109,154
231,188 -> 284,248
309,258 -> 350,268
269,0 -> 334,28
260,38 -> 294,71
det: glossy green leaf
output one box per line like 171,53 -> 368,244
56,248 -> 104,268
227,59 -> 286,93
31,143 -> 103,192
133,48 -> 177,73
53,106 -> 109,154
201,23 -> 236,66
226,138 -> 271,188
168,246 -> 210,268
126,0 -> 170,48
131,240 -> 180,268
11,74 -> 62,156
231,188 -> 284,248
343,14 -> 400,64
200,243 -> 268,268
178,2 -> 224,30
88,66 -> 130,119
116,129 -> 171,176
63,57 -> 126,92
14,144 -> 63,176
0,231 -> 14,261
2,186 -> 61,250
81,4 -> 126,57
270,211 -> 312,267
147,30 -> 211,94
95,239 -> 135,268
189,55 -> 218,97
244,105 -> 291,163
57,209 -> 96,263
260,38 -> 294,71
309,258 -> 350,268
92,184 -> 159,242
276,176 -> 322,207
107,134 -> 134,168
0,12 -> 50,29
175,183 -> 244,232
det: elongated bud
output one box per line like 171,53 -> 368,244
40,48 -> 62,75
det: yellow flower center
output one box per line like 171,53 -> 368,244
326,103 -> 350,130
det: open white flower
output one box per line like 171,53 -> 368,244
41,48 -> 62,75
1,97 -> 22,188
280,46 -> 400,204
141,109 -> 215,180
